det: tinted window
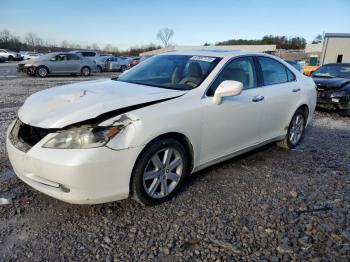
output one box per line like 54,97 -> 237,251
67,54 -> 81,60
208,56 -> 257,95
286,68 -> 296,81
258,57 -> 290,85
81,52 -> 96,57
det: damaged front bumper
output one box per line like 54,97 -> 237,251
6,120 -> 144,204
316,90 -> 350,110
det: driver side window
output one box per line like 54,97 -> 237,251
208,56 -> 257,96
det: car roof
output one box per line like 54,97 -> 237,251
159,50 -> 263,58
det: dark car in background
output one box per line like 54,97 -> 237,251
311,63 -> 350,116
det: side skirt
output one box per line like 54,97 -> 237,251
192,135 -> 285,173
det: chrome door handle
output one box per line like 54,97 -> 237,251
252,95 -> 264,102
292,87 -> 301,92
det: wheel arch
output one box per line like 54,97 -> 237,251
36,65 -> 50,74
81,65 -> 91,70
130,132 -> 195,190
297,104 -> 309,120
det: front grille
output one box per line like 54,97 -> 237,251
317,89 -> 333,98
10,119 -> 55,152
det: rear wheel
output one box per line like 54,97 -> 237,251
277,109 -> 306,149
338,109 -> 350,117
8,55 -> 14,61
131,138 -> 189,205
81,66 -> 91,76
120,65 -> 127,72
36,66 -> 48,77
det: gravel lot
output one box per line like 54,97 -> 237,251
0,63 -> 349,261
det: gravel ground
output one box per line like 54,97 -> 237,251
0,70 -> 349,261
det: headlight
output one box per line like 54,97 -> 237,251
330,90 -> 347,98
43,126 -> 121,149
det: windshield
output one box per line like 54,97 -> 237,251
312,64 -> 350,79
116,55 -> 221,90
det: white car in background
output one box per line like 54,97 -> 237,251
19,51 -> 42,60
70,51 -> 105,72
0,49 -> 20,61
6,50 -> 316,205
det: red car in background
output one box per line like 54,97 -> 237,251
127,56 -> 152,69
128,57 -> 140,68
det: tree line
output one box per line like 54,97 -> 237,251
1,28 -> 322,56
0,29 -> 161,56
214,35 -> 308,50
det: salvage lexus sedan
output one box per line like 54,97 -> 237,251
311,63 -> 350,116
6,51 -> 316,205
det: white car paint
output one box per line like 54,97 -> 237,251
0,49 -> 18,60
6,50 -> 316,204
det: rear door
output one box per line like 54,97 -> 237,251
256,56 -> 301,140
67,54 -> 83,73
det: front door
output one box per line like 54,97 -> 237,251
200,56 -> 265,164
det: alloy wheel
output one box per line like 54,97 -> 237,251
38,67 -> 48,77
289,114 -> 304,145
143,147 -> 183,199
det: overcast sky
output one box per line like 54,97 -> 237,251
1,0 -> 349,50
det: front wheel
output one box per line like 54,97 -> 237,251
36,66 -> 48,77
131,138 -> 189,205
96,65 -> 102,73
277,109 -> 306,149
120,65 -> 127,72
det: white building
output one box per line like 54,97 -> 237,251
140,45 -> 276,56
321,33 -> 350,65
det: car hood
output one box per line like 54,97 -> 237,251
18,79 -> 186,128
313,77 -> 350,90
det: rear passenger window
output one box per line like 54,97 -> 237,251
67,54 -> 81,60
286,68 -> 296,81
258,57 -> 292,85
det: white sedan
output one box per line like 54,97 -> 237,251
6,51 -> 316,205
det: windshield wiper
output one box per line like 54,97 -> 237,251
313,75 -> 333,78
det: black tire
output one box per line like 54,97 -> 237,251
36,66 -> 48,78
81,66 -> 91,76
338,109 -> 350,117
97,65 -> 102,73
131,138 -> 189,205
277,109 -> 306,149
120,65 -> 127,72
8,55 -> 14,61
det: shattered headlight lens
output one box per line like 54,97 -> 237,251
43,126 -> 121,149
330,90 -> 347,98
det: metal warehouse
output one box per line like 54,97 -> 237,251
321,33 -> 350,65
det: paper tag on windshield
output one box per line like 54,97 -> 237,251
190,56 -> 215,62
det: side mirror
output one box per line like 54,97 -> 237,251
213,80 -> 243,105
